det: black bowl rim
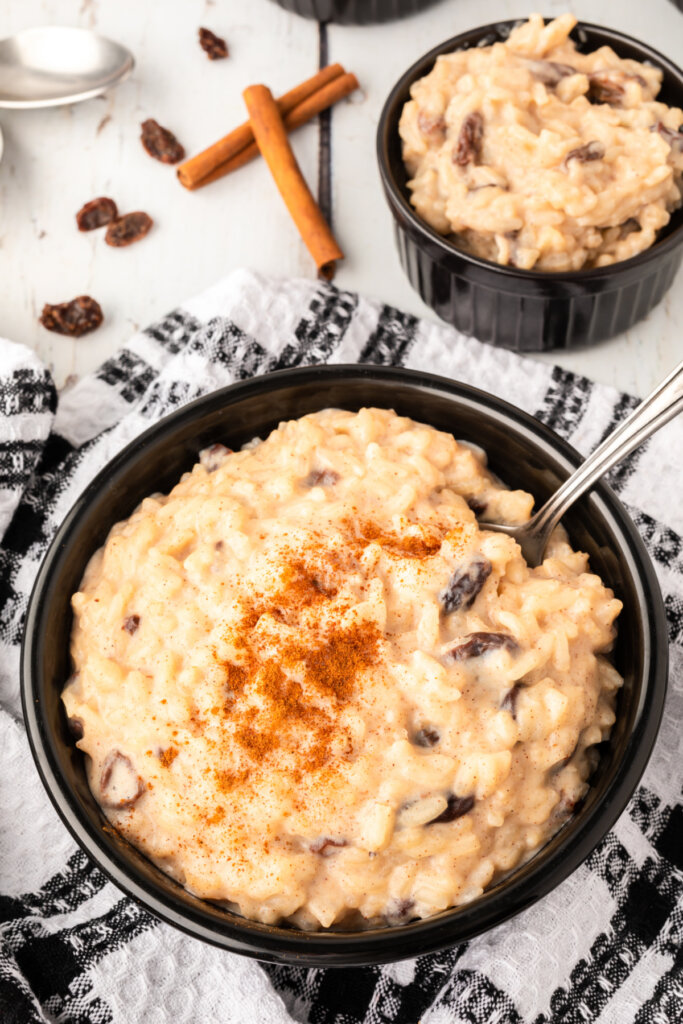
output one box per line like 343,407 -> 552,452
377,18 -> 683,286
21,364 -> 669,965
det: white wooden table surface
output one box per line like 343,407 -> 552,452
0,0 -> 681,395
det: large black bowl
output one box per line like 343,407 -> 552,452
267,0 -> 441,24
21,365 -> 668,965
377,21 -> 683,351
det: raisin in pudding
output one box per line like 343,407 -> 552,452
399,13 -> 683,271
63,408 -> 622,929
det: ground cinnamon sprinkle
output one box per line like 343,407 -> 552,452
159,746 -> 178,768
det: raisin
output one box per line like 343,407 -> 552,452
76,197 -> 118,231
586,71 -> 644,107
652,122 -> 683,152
140,118 -> 185,164
105,212 -> 153,248
413,727 -> 440,747
428,794 -> 474,824
466,496 -> 487,516
385,898 -> 416,925
453,112 -> 484,167
305,469 -> 340,487
200,443 -> 233,472
524,59 -> 577,86
39,296 -> 103,337
100,751 -> 145,809
310,837 -> 346,856
501,683 -> 521,718
449,631 -> 518,661
123,614 -> 140,634
418,111 -> 446,140
199,27 -> 228,60
67,716 -> 84,740
440,556 -> 491,614
564,140 -> 605,166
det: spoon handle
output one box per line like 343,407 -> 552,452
530,357 -> 683,539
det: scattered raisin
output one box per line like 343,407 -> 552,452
440,556 -> 491,614
310,837 -> 347,856
67,716 -> 84,740
105,212 -> 153,248
453,112 -> 484,167
449,632 -> 518,661
652,122 -> 683,152
418,111 -> 446,140
466,496 -> 487,516
100,751 -> 145,809
39,296 -> 103,337
428,794 -> 474,824
76,197 -> 118,231
304,468 -> 340,487
501,683 -> 522,718
123,614 -> 140,634
140,119 -> 185,164
564,140 -> 605,167
385,898 -> 416,925
200,443 -> 233,472
524,59 -> 577,86
413,727 -> 440,748
199,27 -> 228,60
586,71 -> 644,107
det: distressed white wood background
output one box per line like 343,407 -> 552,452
0,0 -> 681,395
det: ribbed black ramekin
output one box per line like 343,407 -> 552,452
377,21 -> 683,351
22,366 -> 668,965
268,0 -> 440,24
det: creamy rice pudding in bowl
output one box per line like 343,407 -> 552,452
22,367 -> 668,964
377,16 -> 683,350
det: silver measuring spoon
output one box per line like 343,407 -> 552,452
481,358 -> 683,566
0,26 -> 134,109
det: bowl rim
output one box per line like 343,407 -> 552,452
376,18 -> 683,286
20,363 -> 669,965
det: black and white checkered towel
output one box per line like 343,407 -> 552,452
1,270 -> 682,1024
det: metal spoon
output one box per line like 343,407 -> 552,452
0,26 -> 134,109
481,358 -> 683,566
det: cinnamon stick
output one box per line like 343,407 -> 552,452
178,64 -> 354,190
242,84 -> 343,280
183,71 -> 359,189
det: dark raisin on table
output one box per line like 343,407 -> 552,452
76,196 -> 118,231
564,140 -> 605,166
140,118 -> 186,164
123,614 -> 140,634
413,727 -> 440,748
453,112 -> 484,167
428,794 -> 475,824
39,296 -> 103,336
105,212 -> 153,248
440,556 -> 492,614
198,27 -> 228,60
449,631 -> 518,661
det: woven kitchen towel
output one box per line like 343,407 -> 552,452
1,270 -> 681,1024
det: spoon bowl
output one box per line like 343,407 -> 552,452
0,26 -> 134,109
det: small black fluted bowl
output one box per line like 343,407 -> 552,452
268,0 -> 440,24
21,366 -> 668,965
377,21 -> 683,351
